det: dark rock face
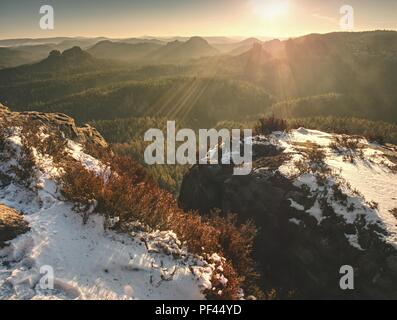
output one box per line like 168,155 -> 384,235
0,103 -> 108,149
179,148 -> 397,299
0,204 -> 29,248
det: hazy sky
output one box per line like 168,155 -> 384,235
1,0 -> 396,39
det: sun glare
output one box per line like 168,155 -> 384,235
251,0 -> 290,20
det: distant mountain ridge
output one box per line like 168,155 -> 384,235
212,37 -> 263,55
0,47 -> 37,69
88,36 -> 219,63
38,46 -> 98,69
0,46 -> 113,80
225,30 -> 397,106
2,31 -> 397,124
0,35 -> 276,69
0,38 -> 108,68
147,36 -> 218,62
88,40 -> 162,61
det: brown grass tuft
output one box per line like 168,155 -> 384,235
59,148 -> 262,299
254,116 -> 287,136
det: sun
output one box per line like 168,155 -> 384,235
251,0 -> 290,20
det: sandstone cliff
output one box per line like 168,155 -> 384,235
179,129 -> 397,299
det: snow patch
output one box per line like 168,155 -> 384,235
272,129 -> 397,248
0,132 -> 219,300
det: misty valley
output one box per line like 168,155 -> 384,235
0,26 -> 397,301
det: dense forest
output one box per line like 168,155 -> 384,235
1,31 -> 397,191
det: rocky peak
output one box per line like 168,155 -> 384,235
179,129 -> 397,299
0,104 -> 108,149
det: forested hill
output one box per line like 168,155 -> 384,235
1,31 -> 397,193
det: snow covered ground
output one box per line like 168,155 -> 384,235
0,129 -> 218,300
205,127 -> 397,249
274,128 -> 397,247
1,124 -> 396,300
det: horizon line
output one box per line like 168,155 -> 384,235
1,29 -> 397,42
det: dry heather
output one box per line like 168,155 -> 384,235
60,153 -> 261,299
0,115 -> 262,299
293,143 -> 330,177
254,116 -> 288,136
329,135 -> 364,163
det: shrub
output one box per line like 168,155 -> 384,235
329,135 -> 364,163
334,135 -> 360,150
7,126 -> 38,188
254,116 -> 287,136
0,128 -> 10,163
205,261 -> 241,300
40,132 -> 69,164
306,145 -> 326,164
293,143 -> 329,176
0,128 -> 6,153
287,116 -> 397,145
332,183 -> 348,205
210,214 -> 257,278
60,161 -> 104,220
84,142 -> 113,164
59,150 -> 261,299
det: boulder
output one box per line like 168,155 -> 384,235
179,144 -> 397,299
0,204 -> 29,248
0,104 -> 108,149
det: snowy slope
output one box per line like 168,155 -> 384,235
275,128 -> 397,247
181,126 -> 397,299
207,127 -> 397,249
0,128 -> 218,300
